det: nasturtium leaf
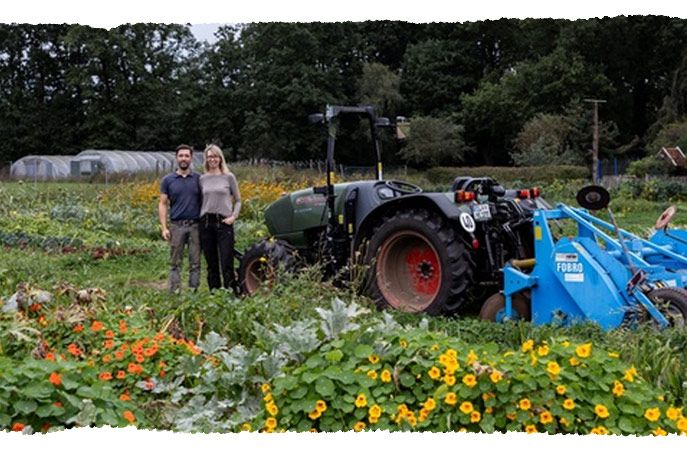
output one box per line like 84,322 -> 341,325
315,377 -> 335,397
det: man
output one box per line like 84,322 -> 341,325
159,145 -> 202,293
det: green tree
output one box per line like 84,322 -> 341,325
356,62 -> 402,117
398,116 -> 471,167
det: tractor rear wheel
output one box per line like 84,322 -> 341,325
479,292 -> 531,322
647,287 -> 687,327
238,239 -> 298,295
365,209 -> 474,315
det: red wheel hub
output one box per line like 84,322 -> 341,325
376,231 -> 442,312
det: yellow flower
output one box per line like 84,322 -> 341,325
653,427 -> 667,436
309,428 -> 317,433
470,411 -> 481,423
521,339 -> 534,352
525,424 -> 538,434
368,354 -> 380,364
489,370 -> 503,383
265,417 -> 277,429
428,366 -> 441,380
644,407 -> 661,422
308,410 -> 321,420
519,398 -> 532,411
400,339 -> 408,349
407,416 -> 417,427
624,366 -> 638,382
546,361 -> 561,377
563,399 -> 576,410
482,392 -> 496,402
380,369 -> 392,383
485,407 -> 493,414
423,398 -> 436,411
438,354 -> 449,366
241,423 -> 252,432
537,344 -> 549,356
369,415 -> 379,424
677,417 -> 687,432
367,370 -> 378,380
353,421 -> 365,432
569,357 -> 580,367
595,404 -> 609,419
575,343 -> 592,358
462,374 -> 477,388
260,383 -> 271,394
560,417 -> 570,427
446,349 -> 457,359
561,341 -> 570,348
608,352 -> 620,358
266,401 -> 279,416
418,409 -> 429,423
355,394 -> 367,408
460,401 -> 474,414
530,354 -> 538,366
263,393 -> 274,403
591,426 -> 608,435
556,385 -> 566,395
315,400 -> 327,413
467,350 -> 478,364
667,406 -> 682,421
540,411 -> 553,424
612,381 -> 625,397
444,392 -> 457,406
397,404 -> 408,414
369,404 -> 382,418
444,374 -> 456,386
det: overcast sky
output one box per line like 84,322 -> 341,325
190,23 -> 223,43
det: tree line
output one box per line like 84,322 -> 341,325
1,18 -> 687,169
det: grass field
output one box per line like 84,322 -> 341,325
1,170 -> 687,434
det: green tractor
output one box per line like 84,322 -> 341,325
238,105 -> 545,316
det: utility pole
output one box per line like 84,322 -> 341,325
584,99 -> 607,184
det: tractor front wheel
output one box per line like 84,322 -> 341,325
365,209 -> 474,315
238,239 -> 298,295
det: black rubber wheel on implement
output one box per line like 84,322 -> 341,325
364,209 -> 475,315
238,239 -> 298,295
479,292 -> 531,322
647,287 -> 687,328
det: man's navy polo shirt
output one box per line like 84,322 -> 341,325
160,171 -> 202,221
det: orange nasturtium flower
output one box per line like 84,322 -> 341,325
116,370 -> 126,380
49,372 -> 62,386
123,410 -> 136,423
67,343 -> 82,357
12,423 -> 25,432
91,321 -> 104,332
73,324 -> 84,333
105,330 -> 115,339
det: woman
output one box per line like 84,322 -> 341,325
199,144 -> 241,294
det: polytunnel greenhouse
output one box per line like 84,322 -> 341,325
10,155 -> 73,180
70,150 -> 204,176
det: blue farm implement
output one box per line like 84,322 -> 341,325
480,186 -> 687,330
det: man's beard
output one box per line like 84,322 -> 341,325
178,161 -> 190,170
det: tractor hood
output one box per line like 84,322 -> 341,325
264,183 -> 355,237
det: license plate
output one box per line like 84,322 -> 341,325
472,204 -> 492,221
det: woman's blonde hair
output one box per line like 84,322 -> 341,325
203,144 -> 230,174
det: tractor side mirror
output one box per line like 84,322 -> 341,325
308,113 -> 325,125
576,185 -> 610,210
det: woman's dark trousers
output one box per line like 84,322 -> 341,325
200,214 -> 236,293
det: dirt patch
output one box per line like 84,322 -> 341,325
130,280 -> 168,290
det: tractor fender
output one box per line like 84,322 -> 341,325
353,193 -> 473,252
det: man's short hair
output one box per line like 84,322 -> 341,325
176,144 -> 194,155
